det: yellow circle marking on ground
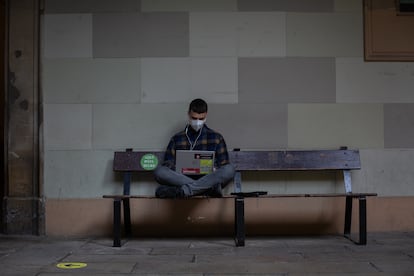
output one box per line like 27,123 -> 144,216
56,262 -> 87,269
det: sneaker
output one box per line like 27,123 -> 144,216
155,186 -> 185,198
204,183 -> 223,198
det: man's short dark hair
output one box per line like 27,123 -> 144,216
188,98 -> 208,114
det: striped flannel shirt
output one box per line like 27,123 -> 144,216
163,125 -> 230,169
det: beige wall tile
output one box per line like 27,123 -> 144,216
43,58 -> 140,104
45,0 -> 140,13
286,12 -> 363,57
141,58 -> 238,103
354,149 -> 414,196
141,58 -> 191,103
93,12 -> 189,58
141,0 -> 237,11
384,104 -> 414,148
237,12 -> 286,57
190,58 -> 238,103
207,103 -> 287,150
44,104 -> 92,150
336,58 -> 414,103
43,14 -> 92,58
238,0 -> 334,12
190,12 -> 239,56
92,103 -> 187,150
239,57 -> 335,103
334,0 -> 362,12
288,104 -> 384,149
190,12 -> 286,57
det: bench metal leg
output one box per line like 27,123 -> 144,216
359,196 -> 367,245
235,197 -> 245,247
344,195 -> 352,237
123,198 -> 131,237
113,199 -> 122,247
343,195 -> 368,245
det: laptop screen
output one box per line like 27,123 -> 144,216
175,150 -> 215,175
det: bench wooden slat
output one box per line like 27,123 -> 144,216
255,193 -> 377,198
229,150 -> 361,171
113,150 -> 361,172
113,151 -> 164,171
103,195 -> 236,199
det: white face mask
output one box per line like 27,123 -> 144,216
190,119 -> 205,132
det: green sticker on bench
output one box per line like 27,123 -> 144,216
140,153 -> 158,170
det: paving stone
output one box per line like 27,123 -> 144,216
0,239 -> 87,265
372,260 -> 414,273
150,246 -> 234,256
63,253 -> 193,263
1,264 -> 47,276
76,239 -> 152,255
1,233 -> 414,275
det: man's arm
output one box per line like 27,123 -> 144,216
215,135 -> 230,167
162,138 -> 176,169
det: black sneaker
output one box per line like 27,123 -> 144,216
204,183 -> 223,198
155,186 -> 185,198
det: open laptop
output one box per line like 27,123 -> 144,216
175,150 -> 215,175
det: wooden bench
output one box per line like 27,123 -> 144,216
104,148 -> 377,247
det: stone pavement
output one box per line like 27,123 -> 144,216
1,232 -> 413,275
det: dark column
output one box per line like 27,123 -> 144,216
3,0 -> 43,235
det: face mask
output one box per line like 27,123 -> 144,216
190,119 -> 205,132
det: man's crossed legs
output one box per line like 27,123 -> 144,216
154,164 -> 235,198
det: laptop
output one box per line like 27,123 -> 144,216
175,150 -> 215,175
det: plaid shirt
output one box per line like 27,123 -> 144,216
163,124 -> 230,169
